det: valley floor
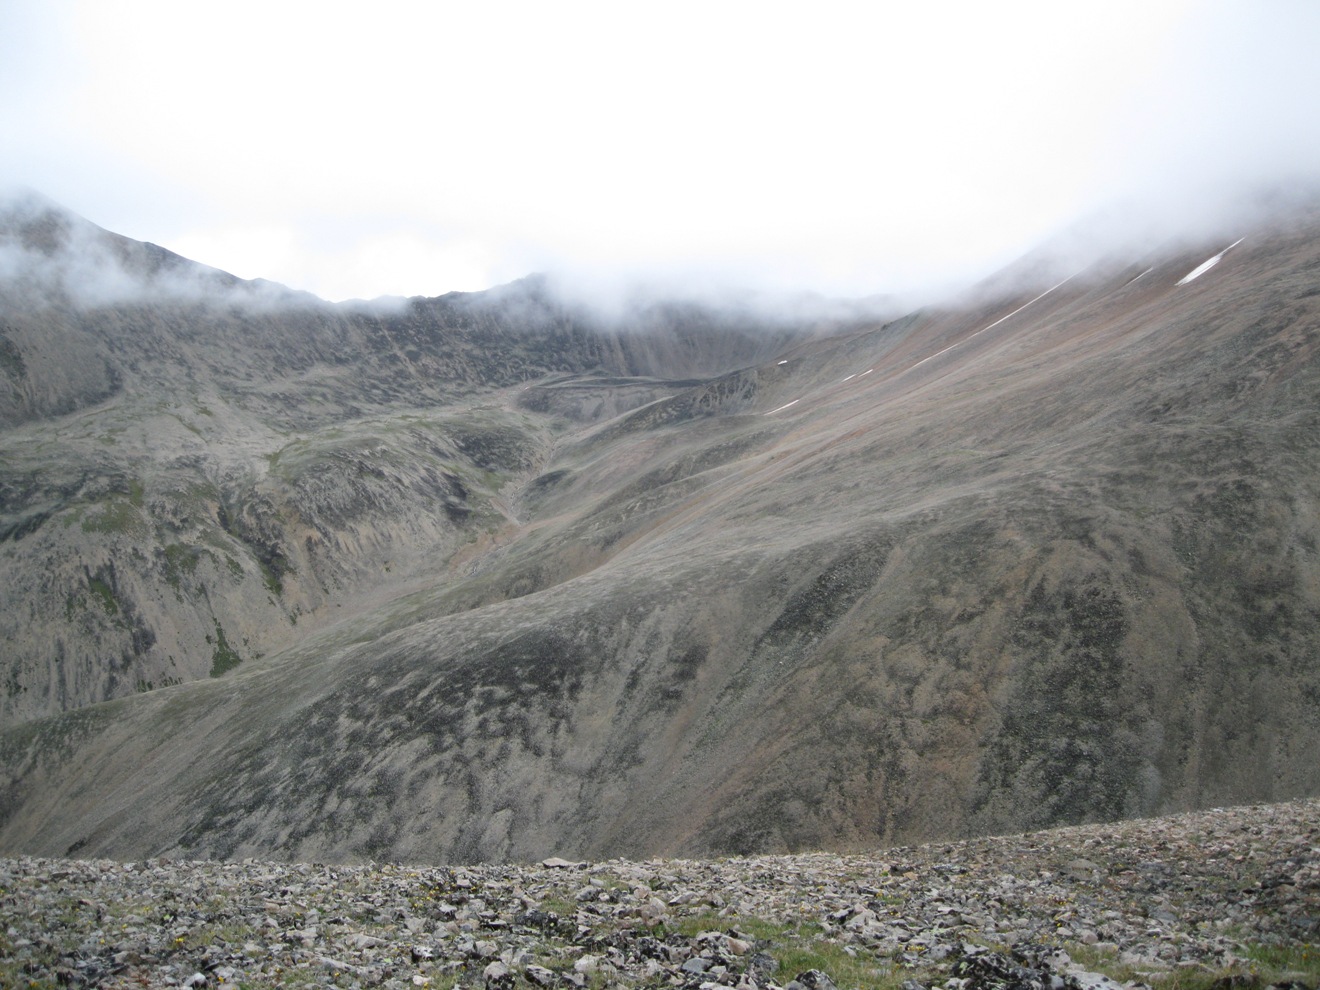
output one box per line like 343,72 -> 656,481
2,799 -> 1317,990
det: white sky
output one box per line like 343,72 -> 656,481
3,1 -> 1319,303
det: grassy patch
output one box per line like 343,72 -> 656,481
1068,941 -> 1320,990
88,576 -> 119,616
180,919 -> 256,950
259,558 -> 284,597
478,466 -> 509,494
209,621 -> 243,677
163,542 -> 207,588
0,895 -> 82,988
537,895 -> 578,916
661,911 -> 900,989
1238,941 -> 1320,983
80,497 -> 144,534
1066,945 -> 1159,985
237,966 -> 339,989
412,976 -> 460,990
775,938 -> 902,989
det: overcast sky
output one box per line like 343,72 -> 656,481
3,1 -> 1319,304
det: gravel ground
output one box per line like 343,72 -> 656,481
2,799 -> 1317,990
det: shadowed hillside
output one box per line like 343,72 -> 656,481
1,193 -> 1318,863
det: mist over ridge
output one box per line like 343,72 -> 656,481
10,178 -> 1320,331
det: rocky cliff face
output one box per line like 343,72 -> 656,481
1,193 -> 1318,863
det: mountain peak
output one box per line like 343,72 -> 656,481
0,189 -> 314,311
0,186 -> 89,256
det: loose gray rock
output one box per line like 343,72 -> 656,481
0,799 -> 1316,990
789,970 -> 840,990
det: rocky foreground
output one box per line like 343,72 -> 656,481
2,800 -> 1317,990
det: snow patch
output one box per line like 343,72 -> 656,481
909,272 -> 1078,371
909,340 -> 962,371
976,272 -> 1078,336
1177,238 -> 1244,285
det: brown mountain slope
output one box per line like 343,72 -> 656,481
1,198 -> 1319,862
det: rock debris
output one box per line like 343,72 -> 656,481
2,799 -> 1316,990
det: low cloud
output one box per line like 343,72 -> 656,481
0,188 -> 321,313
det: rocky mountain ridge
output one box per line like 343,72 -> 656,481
2,193 -> 1319,863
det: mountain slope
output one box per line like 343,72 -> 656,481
0,195 -> 819,722
1,195 -> 1319,862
